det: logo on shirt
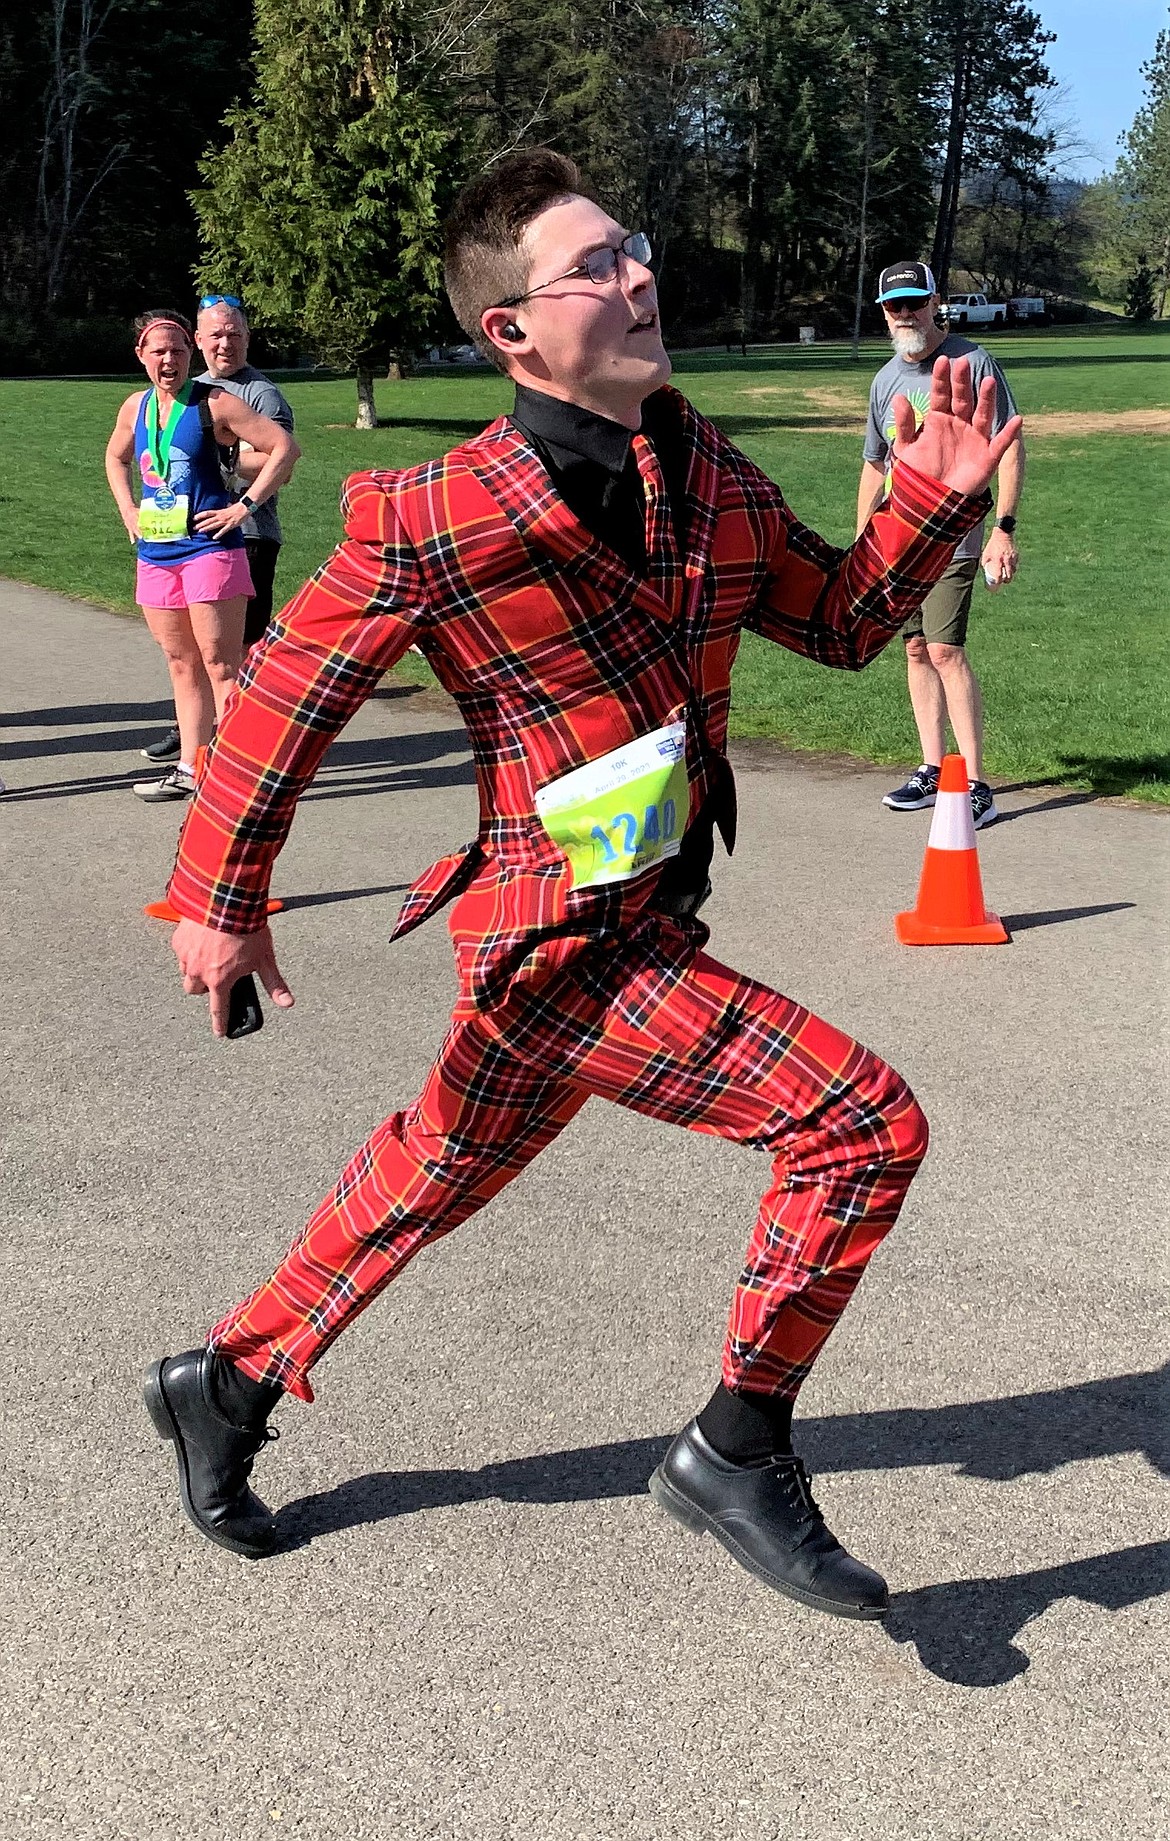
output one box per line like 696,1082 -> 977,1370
884,390 -> 932,445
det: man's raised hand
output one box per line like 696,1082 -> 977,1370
171,917 -> 295,1039
892,355 -> 1023,499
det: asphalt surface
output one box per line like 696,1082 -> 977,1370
2,577 -> 1167,1841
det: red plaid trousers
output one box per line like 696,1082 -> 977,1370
210,911 -> 928,1404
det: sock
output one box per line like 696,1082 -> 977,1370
697,1380 -> 794,1465
211,1353 -> 283,1430
178,760 -> 196,777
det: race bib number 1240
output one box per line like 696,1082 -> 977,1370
535,721 -> 690,891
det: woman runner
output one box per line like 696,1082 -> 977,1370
105,308 -> 299,799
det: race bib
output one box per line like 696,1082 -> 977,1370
137,490 -> 189,544
535,721 -> 689,892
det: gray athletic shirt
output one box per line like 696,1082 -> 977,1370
196,364 -> 294,546
863,333 -> 1017,561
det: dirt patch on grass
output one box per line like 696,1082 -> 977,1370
733,399 -> 1170,436
1020,408 -> 1170,436
741,385 -> 866,411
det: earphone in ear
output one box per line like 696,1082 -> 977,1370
501,322 -> 524,342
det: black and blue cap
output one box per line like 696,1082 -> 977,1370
876,261 -> 937,304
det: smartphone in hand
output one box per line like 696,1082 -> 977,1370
225,974 -> 264,1040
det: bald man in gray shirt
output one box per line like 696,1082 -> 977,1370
195,296 -> 296,651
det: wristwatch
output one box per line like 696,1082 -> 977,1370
239,494 -> 258,513
994,515 -> 1017,534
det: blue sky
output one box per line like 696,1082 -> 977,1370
1036,0 -> 1167,175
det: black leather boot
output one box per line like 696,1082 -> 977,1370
649,1420 -> 888,1619
144,1349 -> 279,1559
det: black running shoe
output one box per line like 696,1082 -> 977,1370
141,725 -> 181,762
882,764 -> 940,812
970,780 -> 999,829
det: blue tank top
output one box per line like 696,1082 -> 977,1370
133,383 -> 243,563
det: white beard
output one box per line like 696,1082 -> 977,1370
891,325 -> 931,359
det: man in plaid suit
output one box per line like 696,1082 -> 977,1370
146,151 -> 1021,1618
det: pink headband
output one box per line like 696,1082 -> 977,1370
135,317 -> 193,351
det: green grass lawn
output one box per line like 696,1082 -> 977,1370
2,326 -> 1167,800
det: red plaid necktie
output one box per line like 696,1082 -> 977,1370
633,431 -> 682,616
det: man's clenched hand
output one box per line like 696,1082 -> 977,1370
171,918 -> 295,1038
892,355 -> 1023,499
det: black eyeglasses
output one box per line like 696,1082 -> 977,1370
494,233 -> 653,309
198,293 -> 244,311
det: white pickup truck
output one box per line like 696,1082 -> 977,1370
941,293 -> 1006,327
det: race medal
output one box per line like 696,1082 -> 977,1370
535,721 -> 690,892
138,385 -> 192,539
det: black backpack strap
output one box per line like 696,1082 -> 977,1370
193,380 -> 238,475
191,378 -> 216,440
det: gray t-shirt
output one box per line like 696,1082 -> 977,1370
863,333 -> 1017,560
196,364 -> 294,545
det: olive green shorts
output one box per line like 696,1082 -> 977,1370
901,555 -> 979,647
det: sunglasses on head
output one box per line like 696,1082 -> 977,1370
198,293 -> 244,311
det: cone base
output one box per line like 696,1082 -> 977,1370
895,908 -> 1009,946
144,897 -> 285,921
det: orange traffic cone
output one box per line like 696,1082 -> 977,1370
143,743 -> 283,920
895,754 -> 1008,946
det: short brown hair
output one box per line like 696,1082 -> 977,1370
444,149 -> 593,369
133,308 -> 193,348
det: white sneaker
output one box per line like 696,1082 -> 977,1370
133,768 -> 196,802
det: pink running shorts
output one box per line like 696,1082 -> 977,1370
136,547 -> 255,610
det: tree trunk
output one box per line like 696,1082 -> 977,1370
355,367 -> 377,429
931,21 -> 972,290
739,74 -> 760,356
851,65 -> 874,363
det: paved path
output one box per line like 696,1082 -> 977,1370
1,579 -> 1167,1841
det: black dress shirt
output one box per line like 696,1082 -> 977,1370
509,384 -> 687,576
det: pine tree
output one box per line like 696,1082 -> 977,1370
926,0 -> 1054,289
1125,254 -> 1156,321
192,0 -> 459,427
1116,25 -> 1170,317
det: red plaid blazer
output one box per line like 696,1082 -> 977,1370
169,387 -> 987,1008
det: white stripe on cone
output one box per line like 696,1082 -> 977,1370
925,788 -> 976,852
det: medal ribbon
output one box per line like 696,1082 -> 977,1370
145,384 -> 192,484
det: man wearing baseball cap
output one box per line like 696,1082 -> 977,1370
857,261 -> 1025,829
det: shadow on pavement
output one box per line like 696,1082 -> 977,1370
796,1363 -> 1168,1480
991,790 -> 1100,822
280,883 -> 408,912
274,1433 -> 673,1547
0,698 -> 174,728
1,766 -> 142,799
887,1540 -> 1170,1687
0,724 -> 472,800
303,764 -> 478,801
273,1365 -> 1168,1682
2,729 -> 178,762
997,902 -> 1136,933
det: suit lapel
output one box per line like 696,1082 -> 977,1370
463,418 -> 678,626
